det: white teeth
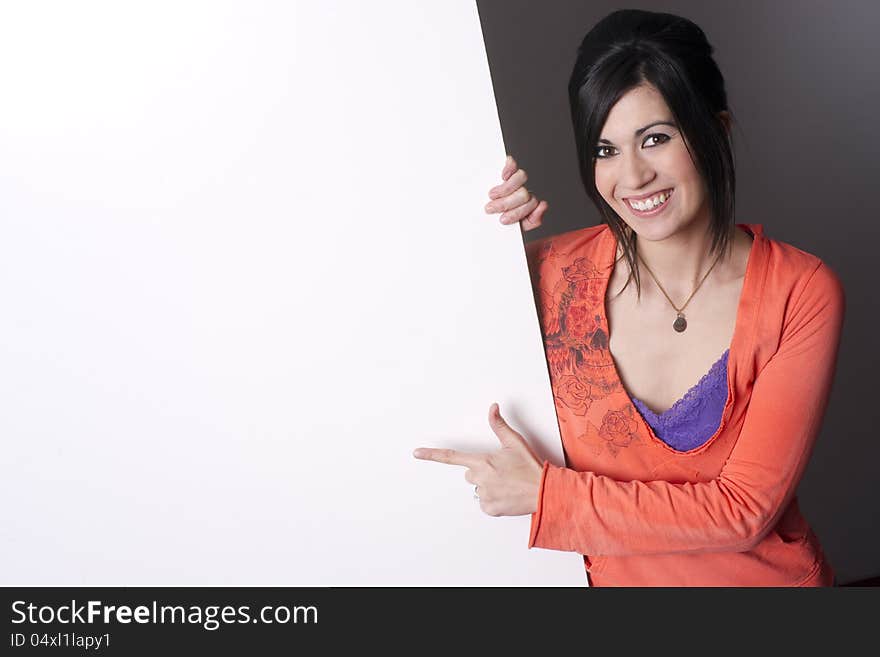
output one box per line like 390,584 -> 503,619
628,190 -> 670,211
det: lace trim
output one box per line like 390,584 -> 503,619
630,349 -> 729,424
630,350 -> 729,452
629,349 -> 729,451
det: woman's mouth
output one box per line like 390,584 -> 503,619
623,188 -> 673,217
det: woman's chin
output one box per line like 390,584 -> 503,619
630,217 -> 679,242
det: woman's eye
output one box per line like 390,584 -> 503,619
594,134 -> 669,159
643,133 -> 670,147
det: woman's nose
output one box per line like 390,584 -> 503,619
620,153 -> 656,190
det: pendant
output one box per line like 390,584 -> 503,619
673,313 -> 687,333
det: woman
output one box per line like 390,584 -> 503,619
413,9 -> 844,586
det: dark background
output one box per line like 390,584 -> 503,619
477,0 -> 879,584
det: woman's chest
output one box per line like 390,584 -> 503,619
605,275 -> 743,414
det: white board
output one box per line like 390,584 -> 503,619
0,1 -> 583,585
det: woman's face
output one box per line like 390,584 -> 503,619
593,83 -> 709,242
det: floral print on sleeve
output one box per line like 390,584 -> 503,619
535,252 -> 621,411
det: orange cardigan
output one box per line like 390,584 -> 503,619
525,223 -> 845,586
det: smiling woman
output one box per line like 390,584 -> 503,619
592,85 -> 717,273
418,8 -> 846,587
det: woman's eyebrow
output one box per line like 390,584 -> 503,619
598,120 -> 677,144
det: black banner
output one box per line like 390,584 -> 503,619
1,586 -> 873,653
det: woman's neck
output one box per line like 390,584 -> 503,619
618,218 -> 736,302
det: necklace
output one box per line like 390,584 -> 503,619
636,247 -> 725,333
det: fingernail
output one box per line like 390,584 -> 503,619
485,204 -> 495,213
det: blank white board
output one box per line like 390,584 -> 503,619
0,1 -> 584,585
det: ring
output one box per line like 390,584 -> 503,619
473,485 -> 480,501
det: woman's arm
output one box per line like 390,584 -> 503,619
528,261 -> 846,557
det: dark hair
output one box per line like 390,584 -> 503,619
568,9 -> 736,299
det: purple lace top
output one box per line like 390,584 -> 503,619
629,349 -> 729,451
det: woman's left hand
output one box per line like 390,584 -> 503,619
486,155 -> 547,231
413,403 -> 544,517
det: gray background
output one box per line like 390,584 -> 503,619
477,0 -> 879,584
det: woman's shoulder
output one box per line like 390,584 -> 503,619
524,223 -> 609,269
752,228 -> 846,348
759,228 -> 845,305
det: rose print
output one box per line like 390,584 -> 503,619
563,303 -> 599,340
554,374 -> 592,416
599,408 -> 639,448
538,250 -> 629,431
562,256 -> 602,284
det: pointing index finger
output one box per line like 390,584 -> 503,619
412,447 -> 483,468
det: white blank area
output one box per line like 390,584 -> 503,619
0,1 -> 583,585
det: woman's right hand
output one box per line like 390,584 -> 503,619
485,155 -> 547,231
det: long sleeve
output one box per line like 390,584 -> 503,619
528,261 -> 845,557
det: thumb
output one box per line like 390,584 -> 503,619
488,402 -> 521,447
